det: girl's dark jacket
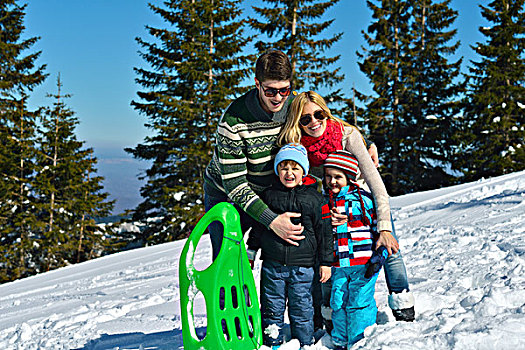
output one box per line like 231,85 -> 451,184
246,175 -> 333,267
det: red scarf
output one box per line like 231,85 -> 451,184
301,119 -> 344,168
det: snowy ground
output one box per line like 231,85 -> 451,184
1,171 -> 525,349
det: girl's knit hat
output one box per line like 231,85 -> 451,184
324,150 -> 371,226
323,150 -> 359,182
274,143 -> 310,176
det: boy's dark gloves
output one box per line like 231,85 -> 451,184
365,246 -> 388,278
246,249 -> 257,269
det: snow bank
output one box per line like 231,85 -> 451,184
1,171 -> 524,349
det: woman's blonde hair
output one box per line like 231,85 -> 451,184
278,91 -> 350,146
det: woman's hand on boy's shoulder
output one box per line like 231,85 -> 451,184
377,230 -> 399,256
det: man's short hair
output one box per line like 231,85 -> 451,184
255,50 -> 293,82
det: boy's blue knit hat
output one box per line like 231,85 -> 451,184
274,143 -> 309,176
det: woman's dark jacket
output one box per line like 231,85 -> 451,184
246,176 -> 333,267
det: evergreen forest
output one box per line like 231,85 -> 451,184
1,0 -> 523,282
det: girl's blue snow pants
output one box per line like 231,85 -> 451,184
330,265 -> 379,347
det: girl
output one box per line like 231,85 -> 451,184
322,150 -> 387,348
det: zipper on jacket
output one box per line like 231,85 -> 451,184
284,188 -> 296,266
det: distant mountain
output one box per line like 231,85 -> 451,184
95,149 -> 149,215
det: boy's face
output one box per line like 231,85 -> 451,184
255,78 -> 292,114
324,167 -> 348,194
277,162 -> 304,188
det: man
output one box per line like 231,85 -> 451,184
204,50 -> 304,260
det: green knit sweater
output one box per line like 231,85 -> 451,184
204,89 -> 293,227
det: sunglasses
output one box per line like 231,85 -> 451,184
260,84 -> 292,97
299,110 -> 326,126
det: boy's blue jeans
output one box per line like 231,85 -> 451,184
260,260 -> 315,347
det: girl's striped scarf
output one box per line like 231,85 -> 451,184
324,184 -> 378,268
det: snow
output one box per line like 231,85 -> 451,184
173,192 -> 184,201
1,171 -> 525,349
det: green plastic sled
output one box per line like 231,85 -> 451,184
179,202 -> 262,350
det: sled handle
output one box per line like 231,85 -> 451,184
179,202 -> 262,350
182,202 -> 242,272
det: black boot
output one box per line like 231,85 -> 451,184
388,291 -> 415,322
392,306 -> 415,322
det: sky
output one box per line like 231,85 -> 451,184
1,169 -> 524,349
21,0 -> 489,213
23,0 -> 488,154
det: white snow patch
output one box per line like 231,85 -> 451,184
173,191 -> 184,201
264,323 -> 281,339
0,171 -> 525,349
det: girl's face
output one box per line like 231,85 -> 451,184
324,167 -> 348,194
299,101 -> 327,138
277,162 -> 304,188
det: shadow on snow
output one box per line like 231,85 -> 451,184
75,327 -> 197,350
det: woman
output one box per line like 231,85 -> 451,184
279,91 -> 415,324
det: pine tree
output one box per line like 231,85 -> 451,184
456,0 -> 525,180
357,0 -> 412,195
0,0 -> 47,282
249,0 -> 346,106
358,0 -> 463,194
68,155 -> 114,263
127,0 -> 253,244
34,76 -> 114,271
399,0 -> 464,191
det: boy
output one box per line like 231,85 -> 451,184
322,150 -> 388,349
246,143 -> 333,349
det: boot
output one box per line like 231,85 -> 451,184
392,306 -> 415,322
388,291 -> 415,322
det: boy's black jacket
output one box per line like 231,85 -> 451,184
247,176 -> 333,267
